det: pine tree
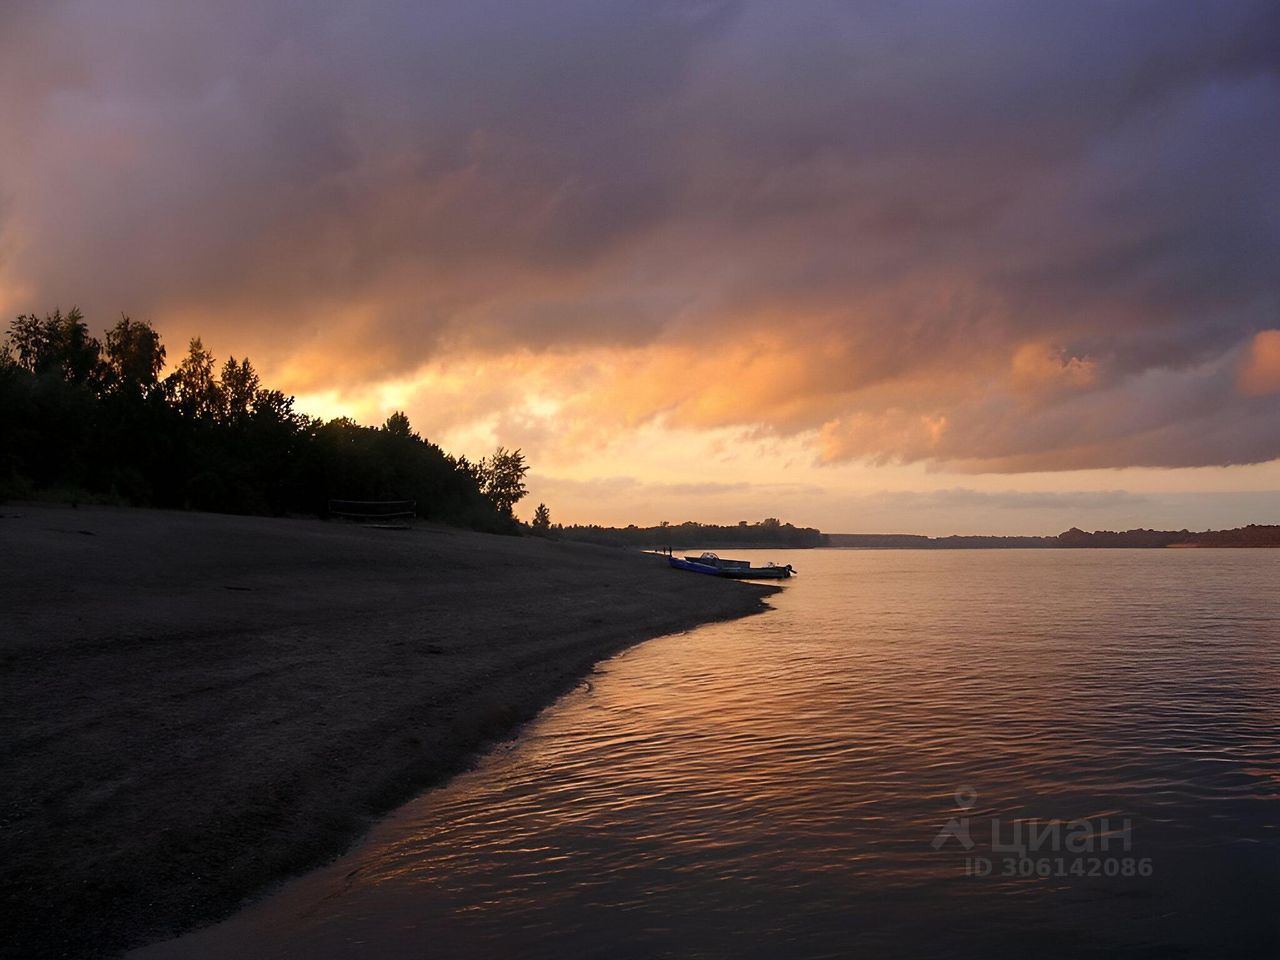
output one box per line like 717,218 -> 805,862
532,502 -> 551,534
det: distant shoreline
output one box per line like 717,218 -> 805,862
561,524 -> 1280,551
825,525 -> 1280,549
1,504 -> 777,959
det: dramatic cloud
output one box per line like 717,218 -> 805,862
2,0 -> 1278,471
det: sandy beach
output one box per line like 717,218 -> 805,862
0,504 -> 777,959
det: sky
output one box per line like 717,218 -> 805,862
1,0 -> 1278,534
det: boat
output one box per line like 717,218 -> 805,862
668,551 -> 796,579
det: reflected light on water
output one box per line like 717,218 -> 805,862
134,549 -> 1280,959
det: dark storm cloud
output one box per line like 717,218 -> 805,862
1,0 -> 1277,468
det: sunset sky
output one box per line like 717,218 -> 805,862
2,1 -> 1278,533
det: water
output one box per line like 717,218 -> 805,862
135,550 -> 1280,959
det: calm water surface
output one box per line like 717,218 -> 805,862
136,550 -> 1280,959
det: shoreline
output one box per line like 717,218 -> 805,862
1,504 -> 778,959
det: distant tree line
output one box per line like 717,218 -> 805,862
557,517 -> 825,549
0,308 -> 528,530
826,533 -> 1060,549
827,526 -> 1280,548
1056,525 -> 1280,548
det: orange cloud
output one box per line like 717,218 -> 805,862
2,2 -> 1278,474
1239,330 -> 1280,396
1009,342 -> 1098,400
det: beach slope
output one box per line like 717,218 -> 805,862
1,505 -> 777,958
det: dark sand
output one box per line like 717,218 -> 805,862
1,505 -> 777,959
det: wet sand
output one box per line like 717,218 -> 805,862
0,504 -> 777,959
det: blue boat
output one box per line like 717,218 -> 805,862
668,552 -> 795,579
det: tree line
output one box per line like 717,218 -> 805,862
0,308 -> 528,530
1056,525 -> 1280,548
826,526 -> 1280,548
557,517 -> 825,549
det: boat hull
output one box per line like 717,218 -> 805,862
668,557 -> 723,576
717,565 -> 792,579
667,557 -> 794,579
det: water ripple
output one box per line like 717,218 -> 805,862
134,549 -> 1280,959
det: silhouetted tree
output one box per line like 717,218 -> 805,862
103,315 -> 165,399
0,309 -> 102,492
452,454 -> 480,485
167,338 -> 222,419
8,308 -> 102,385
476,447 -> 528,517
532,502 -> 551,534
1,308 -> 513,532
251,388 -> 299,423
219,357 -> 260,423
383,410 -> 417,439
